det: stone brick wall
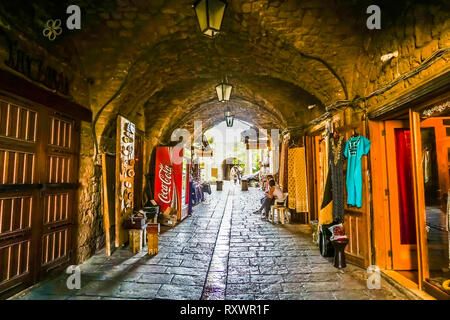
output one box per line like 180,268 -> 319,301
76,121 -> 104,264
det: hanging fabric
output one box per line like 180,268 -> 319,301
344,135 -> 371,208
394,129 -> 417,244
279,140 -> 286,191
288,147 -> 308,212
319,169 -> 334,225
329,135 -> 345,222
279,139 -> 289,192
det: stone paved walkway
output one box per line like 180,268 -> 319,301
13,183 -> 408,300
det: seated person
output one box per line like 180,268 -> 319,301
254,179 -> 282,220
255,175 -> 274,211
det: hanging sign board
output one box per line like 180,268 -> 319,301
115,115 -> 135,247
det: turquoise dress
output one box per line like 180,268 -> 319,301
344,136 -> 371,208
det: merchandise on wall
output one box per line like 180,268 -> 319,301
329,132 -> 346,222
115,115 -> 136,247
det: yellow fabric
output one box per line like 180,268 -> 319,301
288,147 -> 309,212
319,200 -> 334,225
288,149 -> 296,210
317,135 -> 333,225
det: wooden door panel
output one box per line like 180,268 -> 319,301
0,149 -> 36,184
0,196 -> 33,235
0,240 -> 31,288
47,155 -> 72,183
41,228 -> 69,267
49,116 -> 72,149
385,120 -> 418,270
0,100 -> 37,143
43,193 -> 69,225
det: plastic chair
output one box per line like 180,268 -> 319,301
269,193 -> 289,224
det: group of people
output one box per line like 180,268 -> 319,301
253,175 -> 283,221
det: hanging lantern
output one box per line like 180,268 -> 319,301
225,107 -> 234,127
193,0 -> 227,38
215,81 -> 232,103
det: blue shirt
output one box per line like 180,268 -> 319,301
344,136 -> 371,207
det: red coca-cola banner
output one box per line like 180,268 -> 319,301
154,146 -> 183,214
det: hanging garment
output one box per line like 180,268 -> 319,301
288,149 -> 296,210
422,149 -> 432,185
279,140 -> 288,192
329,135 -> 345,222
395,129 -> 417,244
319,169 -> 334,225
344,135 -> 371,208
288,147 -> 308,212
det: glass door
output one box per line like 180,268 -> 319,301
419,115 -> 450,295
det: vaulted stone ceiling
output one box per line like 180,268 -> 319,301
1,0 -> 448,144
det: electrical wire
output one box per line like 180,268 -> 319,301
287,47 -> 450,132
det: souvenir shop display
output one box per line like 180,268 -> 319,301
344,133 -> 371,208
115,115 -> 136,247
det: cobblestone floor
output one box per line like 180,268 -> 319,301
13,183 -> 408,300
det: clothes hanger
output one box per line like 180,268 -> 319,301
289,139 -> 299,148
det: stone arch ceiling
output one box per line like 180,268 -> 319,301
1,0 -> 449,142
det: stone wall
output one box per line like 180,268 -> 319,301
352,2 -> 450,109
76,121 -> 104,264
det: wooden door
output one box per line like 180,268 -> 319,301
0,94 -> 79,297
385,120 -> 418,270
39,111 -> 79,278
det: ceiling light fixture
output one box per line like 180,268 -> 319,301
193,0 -> 227,38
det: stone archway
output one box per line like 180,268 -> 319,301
222,157 -> 244,181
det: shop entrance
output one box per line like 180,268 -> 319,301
385,121 -> 418,271
0,94 -> 80,298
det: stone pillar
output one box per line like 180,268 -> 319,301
245,148 -> 252,175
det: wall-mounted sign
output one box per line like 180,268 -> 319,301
1,31 -> 71,95
423,101 -> 450,118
